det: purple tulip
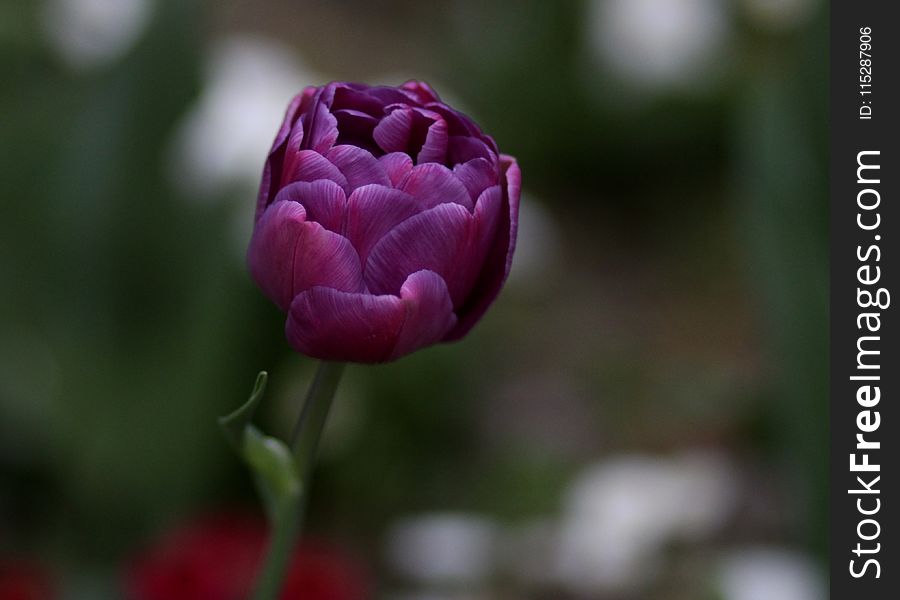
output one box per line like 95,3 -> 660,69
248,81 -> 520,363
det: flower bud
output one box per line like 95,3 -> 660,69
248,81 -> 520,362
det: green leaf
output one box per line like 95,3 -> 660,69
218,371 -> 302,518
218,371 -> 268,449
243,425 -> 302,509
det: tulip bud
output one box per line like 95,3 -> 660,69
248,81 -> 520,362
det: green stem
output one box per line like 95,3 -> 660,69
250,493 -> 303,600
251,361 -> 346,600
290,361 -> 346,469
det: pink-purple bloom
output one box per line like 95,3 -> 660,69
248,81 -> 520,362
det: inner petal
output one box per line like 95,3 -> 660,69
344,184 -> 419,264
398,162 -> 473,211
364,202 -> 473,304
273,179 -> 346,233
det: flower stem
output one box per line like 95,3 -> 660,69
290,361 -> 346,469
251,361 -> 346,600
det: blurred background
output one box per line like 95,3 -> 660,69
0,0 -> 828,598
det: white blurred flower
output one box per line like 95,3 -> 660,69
385,513 -> 498,586
41,0 -> 153,70
168,35 -> 322,201
556,451 -> 738,592
586,0 -> 730,90
740,0 -> 819,32
717,547 -> 826,600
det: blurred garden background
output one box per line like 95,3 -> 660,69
0,0 -> 827,598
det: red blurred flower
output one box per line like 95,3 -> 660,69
281,544 -> 368,600
0,560 -> 54,600
125,514 -> 368,600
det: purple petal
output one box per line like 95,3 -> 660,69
375,106 -> 442,159
286,287 -> 405,362
285,150 -> 349,191
401,80 -> 441,104
424,103 -> 480,136
415,110 -> 449,164
470,184 -> 503,275
257,91 -> 315,220
271,89 -> 312,153
279,124 -> 306,186
333,109 -> 378,135
273,180 -> 346,233
480,134 -> 500,155
256,149 -> 281,222
248,202 -> 364,312
378,152 -> 413,186
326,145 -> 391,191
332,86 -> 386,116
365,202 -> 473,304
453,158 -> 497,201
290,221 -> 365,296
367,86 -> 421,105
345,184 -> 419,263
373,109 -> 413,154
248,201 -> 307,311
389,270 -> 457,360
447,136 -> 496,165
399,163 -> 473,211
501,154 -> 522,279
303,97 -> 339,153
333,109 -> 379,151
444,155 -> 520,341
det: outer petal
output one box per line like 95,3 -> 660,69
256,90 -> 313,220
326,145 -> 391,191
248,201 -> 307,311
365,203 -> 473,304
272,89 -> 312,154
273,180 -> 346,233
248,201 -> 364,312
257,147 -> 282,222
444,154 -> 522,341
286,287 -> 405,362
443,155 -> 520,341
389,270 -> 457,360
500,154 -> 522,278
345,184 -> 419,263
285,150 -> 349,191
285,270 -> 456,362
398,163 -> 473,211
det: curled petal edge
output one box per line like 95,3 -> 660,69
285,270 -> 456,363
